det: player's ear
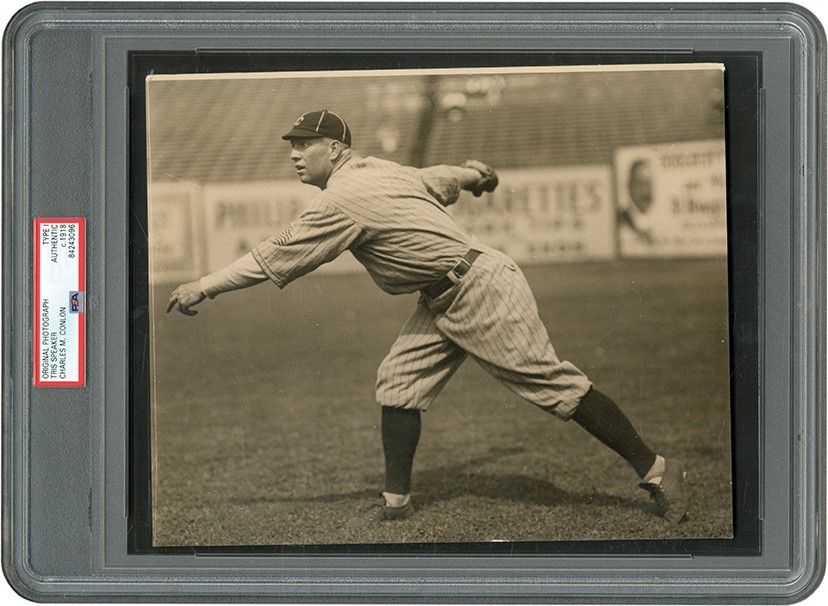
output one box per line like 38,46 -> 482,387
328,139 -> 342,159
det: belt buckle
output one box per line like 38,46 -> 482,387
449,257 -> 472,282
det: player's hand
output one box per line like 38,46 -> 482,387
461,159 -> 499,197
166,281 -> 206,316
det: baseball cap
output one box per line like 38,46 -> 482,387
281,110 -> 352,146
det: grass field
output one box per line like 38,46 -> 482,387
150,258 -> 732,547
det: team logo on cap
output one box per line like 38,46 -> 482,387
294,115 -> 305,126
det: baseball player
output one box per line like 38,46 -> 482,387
167,109 -> 689,525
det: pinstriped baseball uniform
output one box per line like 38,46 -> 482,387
252,156 -> 472,294
246,155 -> 592,419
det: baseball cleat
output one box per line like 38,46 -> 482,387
368,496 -> 415,522
638,458 -> 689,524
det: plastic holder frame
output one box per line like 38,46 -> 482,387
2,2 -> 825,602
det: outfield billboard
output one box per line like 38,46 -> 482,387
614,140 -> 727,258
450,166 -> 615,263
148,182 -> 205,283
200,181 -> 364,275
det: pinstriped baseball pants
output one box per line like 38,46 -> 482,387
375,249 -> 593,419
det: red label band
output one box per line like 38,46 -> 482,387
33,218 -> 86,387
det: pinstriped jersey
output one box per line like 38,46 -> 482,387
252,156 -> 476,295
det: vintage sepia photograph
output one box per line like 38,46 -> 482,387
145,64 -> 732,548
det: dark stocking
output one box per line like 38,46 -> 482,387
570,388 -> 657,478
381,406 -> 421,494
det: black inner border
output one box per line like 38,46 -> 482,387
129,51 -> 760,556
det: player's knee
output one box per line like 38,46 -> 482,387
378,401 -> 421,411
375,385 -> 427,411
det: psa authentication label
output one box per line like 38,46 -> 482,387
33,218 -> 86,387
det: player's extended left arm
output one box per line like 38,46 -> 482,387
166,252 -> 267,316
420,160 -> 499,206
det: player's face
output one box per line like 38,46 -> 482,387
288,137 -> 336,189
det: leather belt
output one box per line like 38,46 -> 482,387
421,250 -> 481,299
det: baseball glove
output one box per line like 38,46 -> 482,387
461,159 -> 499,197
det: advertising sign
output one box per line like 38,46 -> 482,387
450,166 -> 615,263
201,181 -> 363,274
148,182 -> 204,282
615,140 -> 727,258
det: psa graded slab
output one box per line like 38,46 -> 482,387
2,3 -> 825,603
